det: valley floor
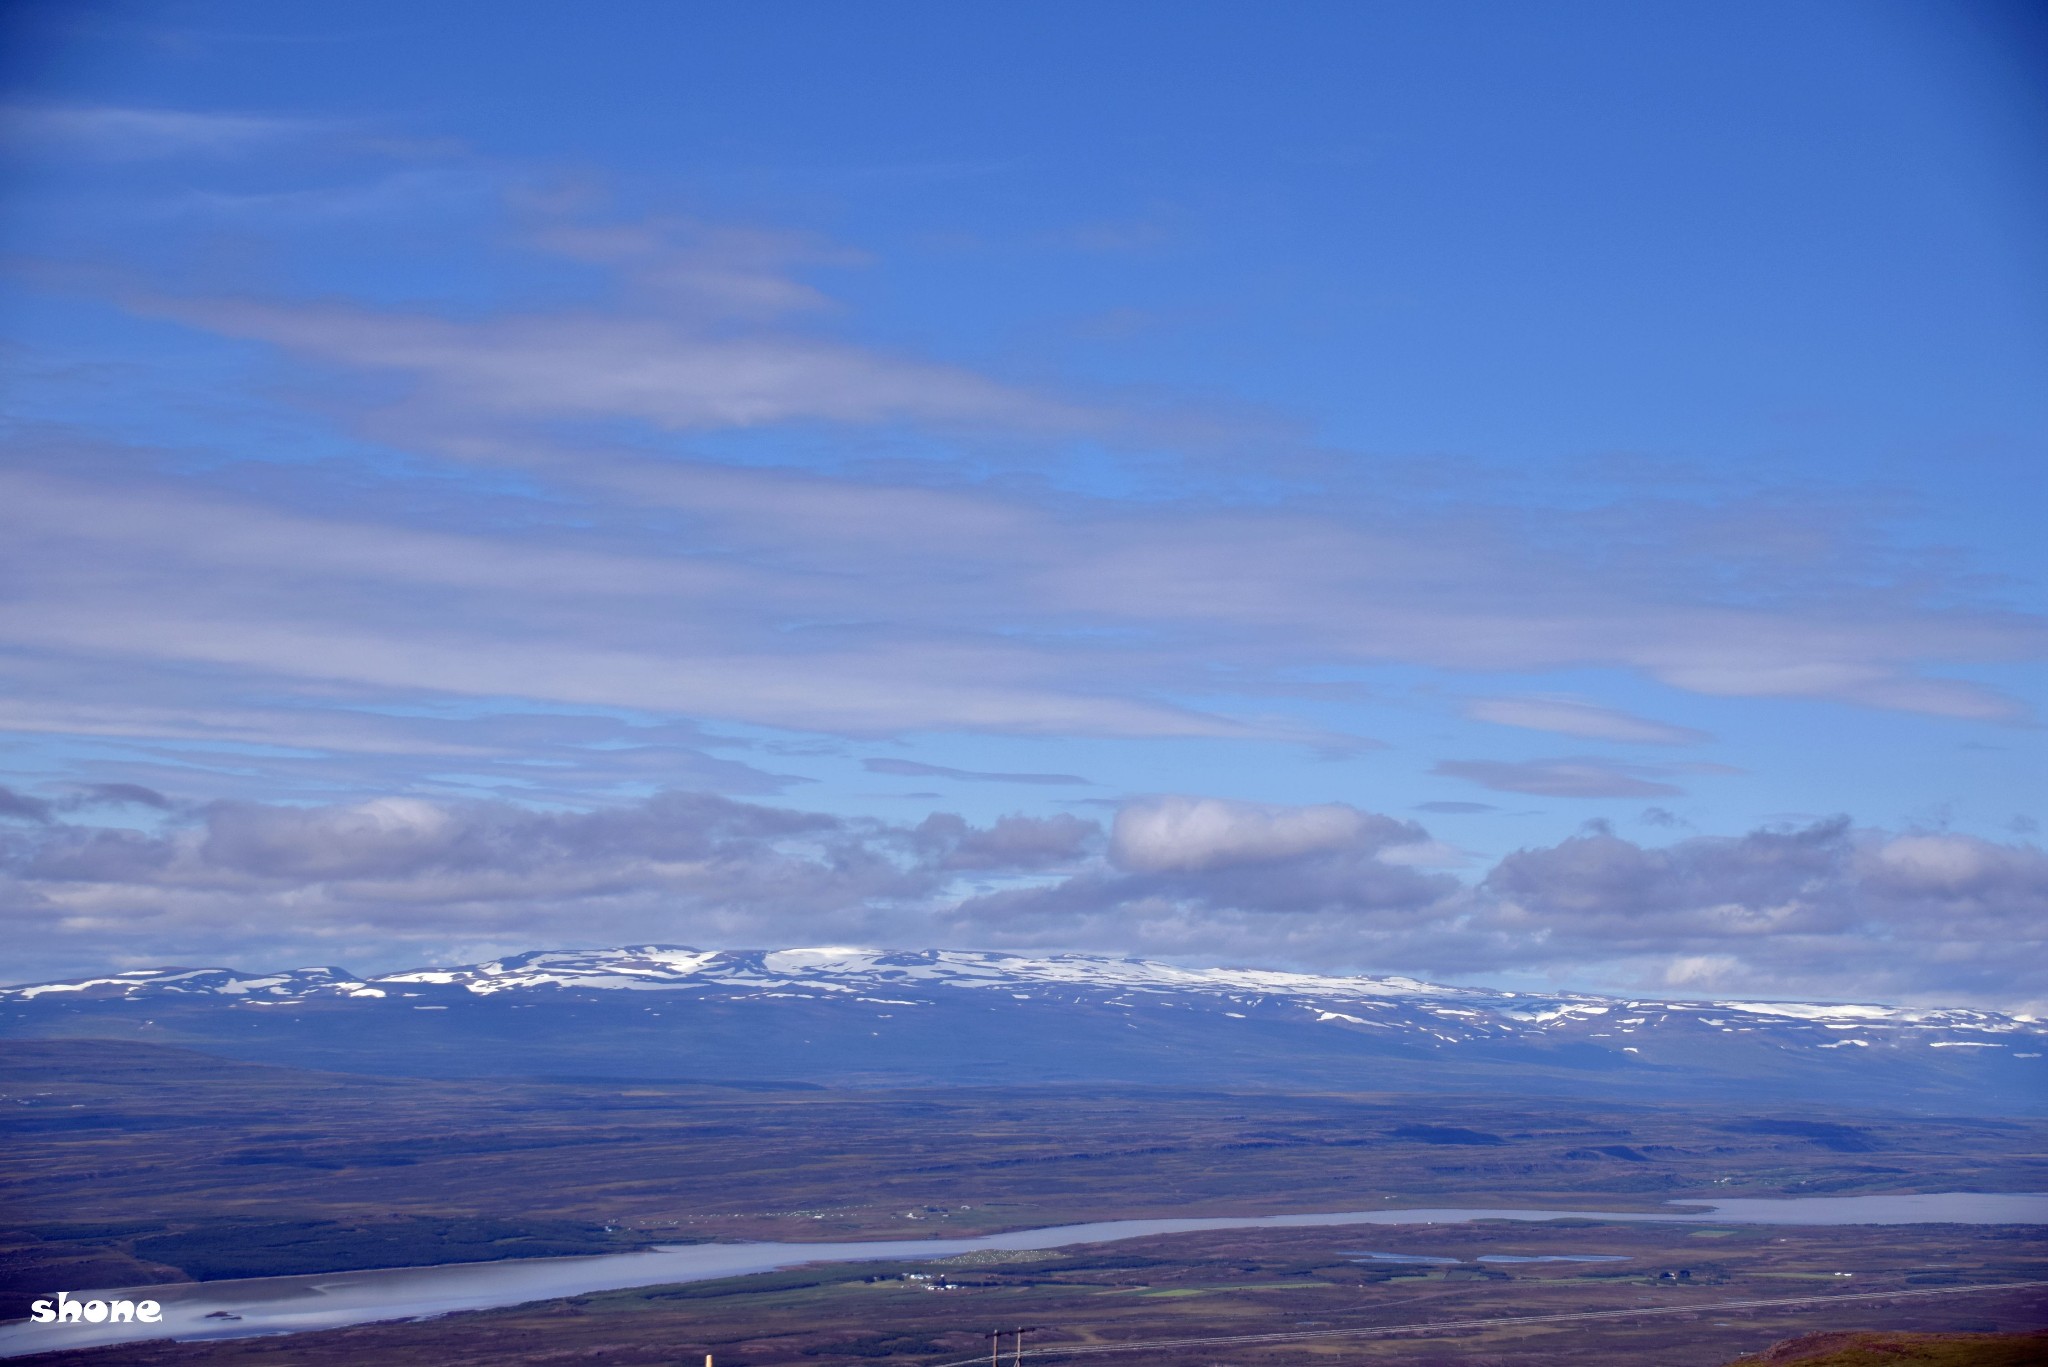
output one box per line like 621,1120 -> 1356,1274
11,1222 -> 2048,1366
2,1039 -> 2044,1364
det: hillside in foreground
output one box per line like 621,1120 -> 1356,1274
1729,1327 -> 2048,1365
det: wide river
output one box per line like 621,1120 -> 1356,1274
7,1192 -> 2045,1357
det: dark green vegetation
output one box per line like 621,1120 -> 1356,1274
3,1037 -> 2044,1362
1730,1327 -> 2048,1364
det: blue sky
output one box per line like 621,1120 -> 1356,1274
0,0 -> 2043,1006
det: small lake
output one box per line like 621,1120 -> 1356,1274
6,1192 -> 2044,1357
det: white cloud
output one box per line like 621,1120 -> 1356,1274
4,788 -> 2043,1008
1865,832 -> 2047,898
1112,796 -> 1391,873
1661,954 -> 1744,988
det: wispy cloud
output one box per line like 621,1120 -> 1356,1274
13,196 -> 2018,740
0,464 -> 1239,741
1432,757 -> 1687,799
1465,696 -> 1710,745
130,214 -> 1107,435
864,759 -> 1089,786
1,420 -> 2038,787
1,104 -> 316,158
527,218 -> 861,322
153,293 -> 1099,434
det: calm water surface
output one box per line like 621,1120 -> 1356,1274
6,1192 -> 2044,1357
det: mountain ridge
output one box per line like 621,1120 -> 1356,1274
5,944 -> 2039,1052
7,946 -> 2042,1111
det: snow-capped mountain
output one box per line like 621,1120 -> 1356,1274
4,945 -> 2039,1059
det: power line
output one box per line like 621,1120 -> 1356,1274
926,1279 -> 2048,1366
